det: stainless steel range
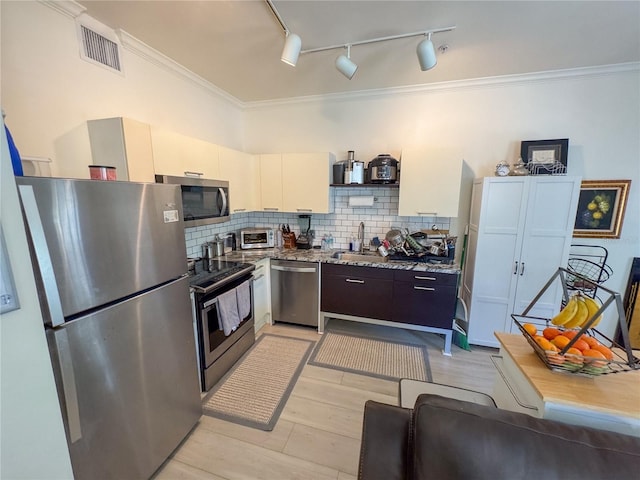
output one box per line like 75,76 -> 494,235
190,259 -> 255,391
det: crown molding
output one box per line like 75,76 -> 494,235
117,31 -> 243,109
41,0 -> 243,109
242,62 -> 640,110
40,0 -> 86,18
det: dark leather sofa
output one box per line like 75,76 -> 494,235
358,394 -> 640,480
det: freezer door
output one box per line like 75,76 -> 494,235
47,276 -> 201,480
18,177 -> 187,318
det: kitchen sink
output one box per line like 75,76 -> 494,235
332,251 -> 388,263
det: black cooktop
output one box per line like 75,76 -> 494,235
189,259 -> 254,293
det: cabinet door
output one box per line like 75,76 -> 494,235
121,119 -> 155,183
151,128 -> 219,179
252,258 -> 271,333
219,147 -> 259,213
87,117 -> 155,182
259,154 -> 283,212
398,147 -> 463,218
150,127 -> 187,177
512,177 -> 581,326
282,153 -> 334,213
466,178 -> 529,347
321,264 -> 393,320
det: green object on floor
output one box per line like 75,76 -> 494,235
452,303 -> 471,351
453,231 -> 471,351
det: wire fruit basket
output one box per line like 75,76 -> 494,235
512,268 -> 640,377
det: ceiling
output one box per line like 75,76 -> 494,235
77,1 -> 640,103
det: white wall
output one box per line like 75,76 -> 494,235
1,121 -> 74,478
0,1 -> 244,178
244,70 -> 640,338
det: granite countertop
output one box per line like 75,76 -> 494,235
221,248 -> 461,274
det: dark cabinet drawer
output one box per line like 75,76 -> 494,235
393,269 -> 458,286
321,265 -> 393,321
391,282 -> 457,329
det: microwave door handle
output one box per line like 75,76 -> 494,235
18,185 -> 65,327
218,187 -> 228,215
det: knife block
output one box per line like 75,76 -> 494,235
283,232 -> 297,249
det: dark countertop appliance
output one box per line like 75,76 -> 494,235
368,154 -> 399,184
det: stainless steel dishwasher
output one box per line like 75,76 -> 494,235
270,259 -> 319,327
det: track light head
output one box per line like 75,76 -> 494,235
281,32 -> 302,66
335,45 -> 358,79
417,33 -> 437,71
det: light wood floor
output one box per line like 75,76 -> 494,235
153,319 -> 498,480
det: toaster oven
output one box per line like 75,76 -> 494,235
240,228 -> 275,249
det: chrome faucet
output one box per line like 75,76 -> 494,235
358,222 -> 365,253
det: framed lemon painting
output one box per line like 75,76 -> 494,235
573,180 -> 631,239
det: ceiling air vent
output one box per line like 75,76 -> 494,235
79,24 -> 122,73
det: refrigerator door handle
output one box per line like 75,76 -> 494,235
55,329 -> 83,443
18,185 -> 65,327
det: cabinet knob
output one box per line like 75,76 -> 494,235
345,278 -> 365,284
414,286 -> 435,291
513,261 -> 519,275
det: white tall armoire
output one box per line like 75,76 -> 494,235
462,176 -> 581,347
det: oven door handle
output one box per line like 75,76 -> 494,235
202,277 -> 253,308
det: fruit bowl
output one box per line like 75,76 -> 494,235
513,316 -> 639,376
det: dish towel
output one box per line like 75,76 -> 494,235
236,280 -> 251,320
217,288 -> 241,336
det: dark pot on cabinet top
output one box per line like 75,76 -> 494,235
368,154 -> 398,184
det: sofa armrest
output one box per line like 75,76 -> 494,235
358,400 -> 411,480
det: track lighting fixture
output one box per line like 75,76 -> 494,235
281,32 -> 302,66
417,33 -> 437,71
266,0 -> 301,67
266,0 -> 454,77
335,45 -> 358,79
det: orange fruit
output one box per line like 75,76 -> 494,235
552,336 -> 571,349
534,336 -> 554,351
572,339 -> 590,353
591,344 -> 614,361
562,330 -> 579,340
543,327 -> 561,340
565,347 -> 584,364
583,336 -> 600,349
523,323 -> 537,336
583,349 -> 607,368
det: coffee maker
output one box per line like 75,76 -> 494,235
295,214 -> 314,249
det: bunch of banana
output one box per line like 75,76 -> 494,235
551,294 -> 603,328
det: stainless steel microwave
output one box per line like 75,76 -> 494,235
155,175 -> 230,227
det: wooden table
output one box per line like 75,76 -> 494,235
492,333 -> 640,437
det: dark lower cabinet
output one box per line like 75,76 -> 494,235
321,263 -> 459,330
321,263 -> 394,320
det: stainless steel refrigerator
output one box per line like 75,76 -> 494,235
17,177 -> 202,479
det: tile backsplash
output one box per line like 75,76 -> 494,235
184,187 -> 450,257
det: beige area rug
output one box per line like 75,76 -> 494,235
202,334 -> 315,431
308,330 -> 432,382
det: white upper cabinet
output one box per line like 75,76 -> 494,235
398,147 -> 463,218
282,153 -> 335,214
219,147 -> 259,214
87,117 -> 155,182
150,127 -> 220,179
258,154 -> 284,212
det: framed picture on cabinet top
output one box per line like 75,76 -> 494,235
573,180 -> 631,239
520,138 -> 568,175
